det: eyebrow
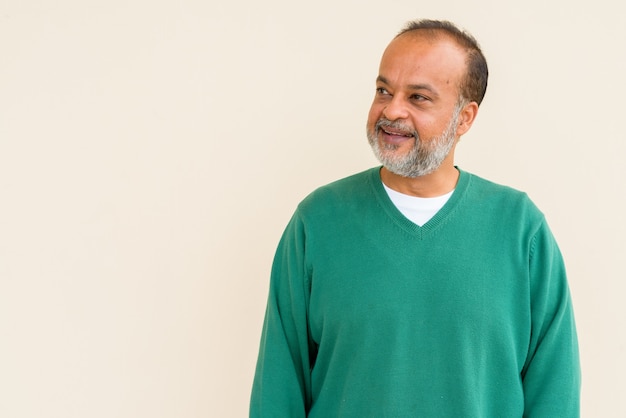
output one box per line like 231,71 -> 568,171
376,75 -> 439,98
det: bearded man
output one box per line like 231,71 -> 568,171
250,19 -> 580,417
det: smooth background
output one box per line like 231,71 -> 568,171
1,0 -> 624,416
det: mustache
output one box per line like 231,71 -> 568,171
375,118 -> 417,138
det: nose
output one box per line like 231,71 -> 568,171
382,96 -> 409,121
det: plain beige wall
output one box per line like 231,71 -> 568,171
1,0 -> 624,416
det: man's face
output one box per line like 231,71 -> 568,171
366,34 -> 468,178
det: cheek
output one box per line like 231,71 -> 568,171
367,104 -> 382,130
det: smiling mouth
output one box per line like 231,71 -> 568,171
381,127 -> 413,138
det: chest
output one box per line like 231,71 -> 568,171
307,228 -> 530,351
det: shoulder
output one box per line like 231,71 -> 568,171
297,167 -> 379,214
465,170 -> 525,198
462,170 -> 545,226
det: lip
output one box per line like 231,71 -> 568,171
380,127 -> 414,145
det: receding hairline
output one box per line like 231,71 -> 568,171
389,21 -> 489,106
394,28 -> 470,55
383,31 -> 470,96
395,20 -> 481,49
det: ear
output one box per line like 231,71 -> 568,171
455,101 -> 479,137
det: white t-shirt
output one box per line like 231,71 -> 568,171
383,183 -> 454,227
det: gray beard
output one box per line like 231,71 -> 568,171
367,104 -> 462,178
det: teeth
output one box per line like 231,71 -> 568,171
383,128 -> 411,137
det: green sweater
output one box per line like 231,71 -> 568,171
251,167 -> 580,417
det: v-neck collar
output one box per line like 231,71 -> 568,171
369,166 -> 471,238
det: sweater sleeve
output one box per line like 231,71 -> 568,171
250,211 -> 314,417
521,220 -> 581,417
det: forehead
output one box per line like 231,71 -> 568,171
379,33 -> 467,93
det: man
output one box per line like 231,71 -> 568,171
250,20 -> 580,417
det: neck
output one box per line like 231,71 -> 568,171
380,162 -> 460,197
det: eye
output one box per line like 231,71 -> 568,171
376,87 -> 390,95
410,93 -> 429,102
